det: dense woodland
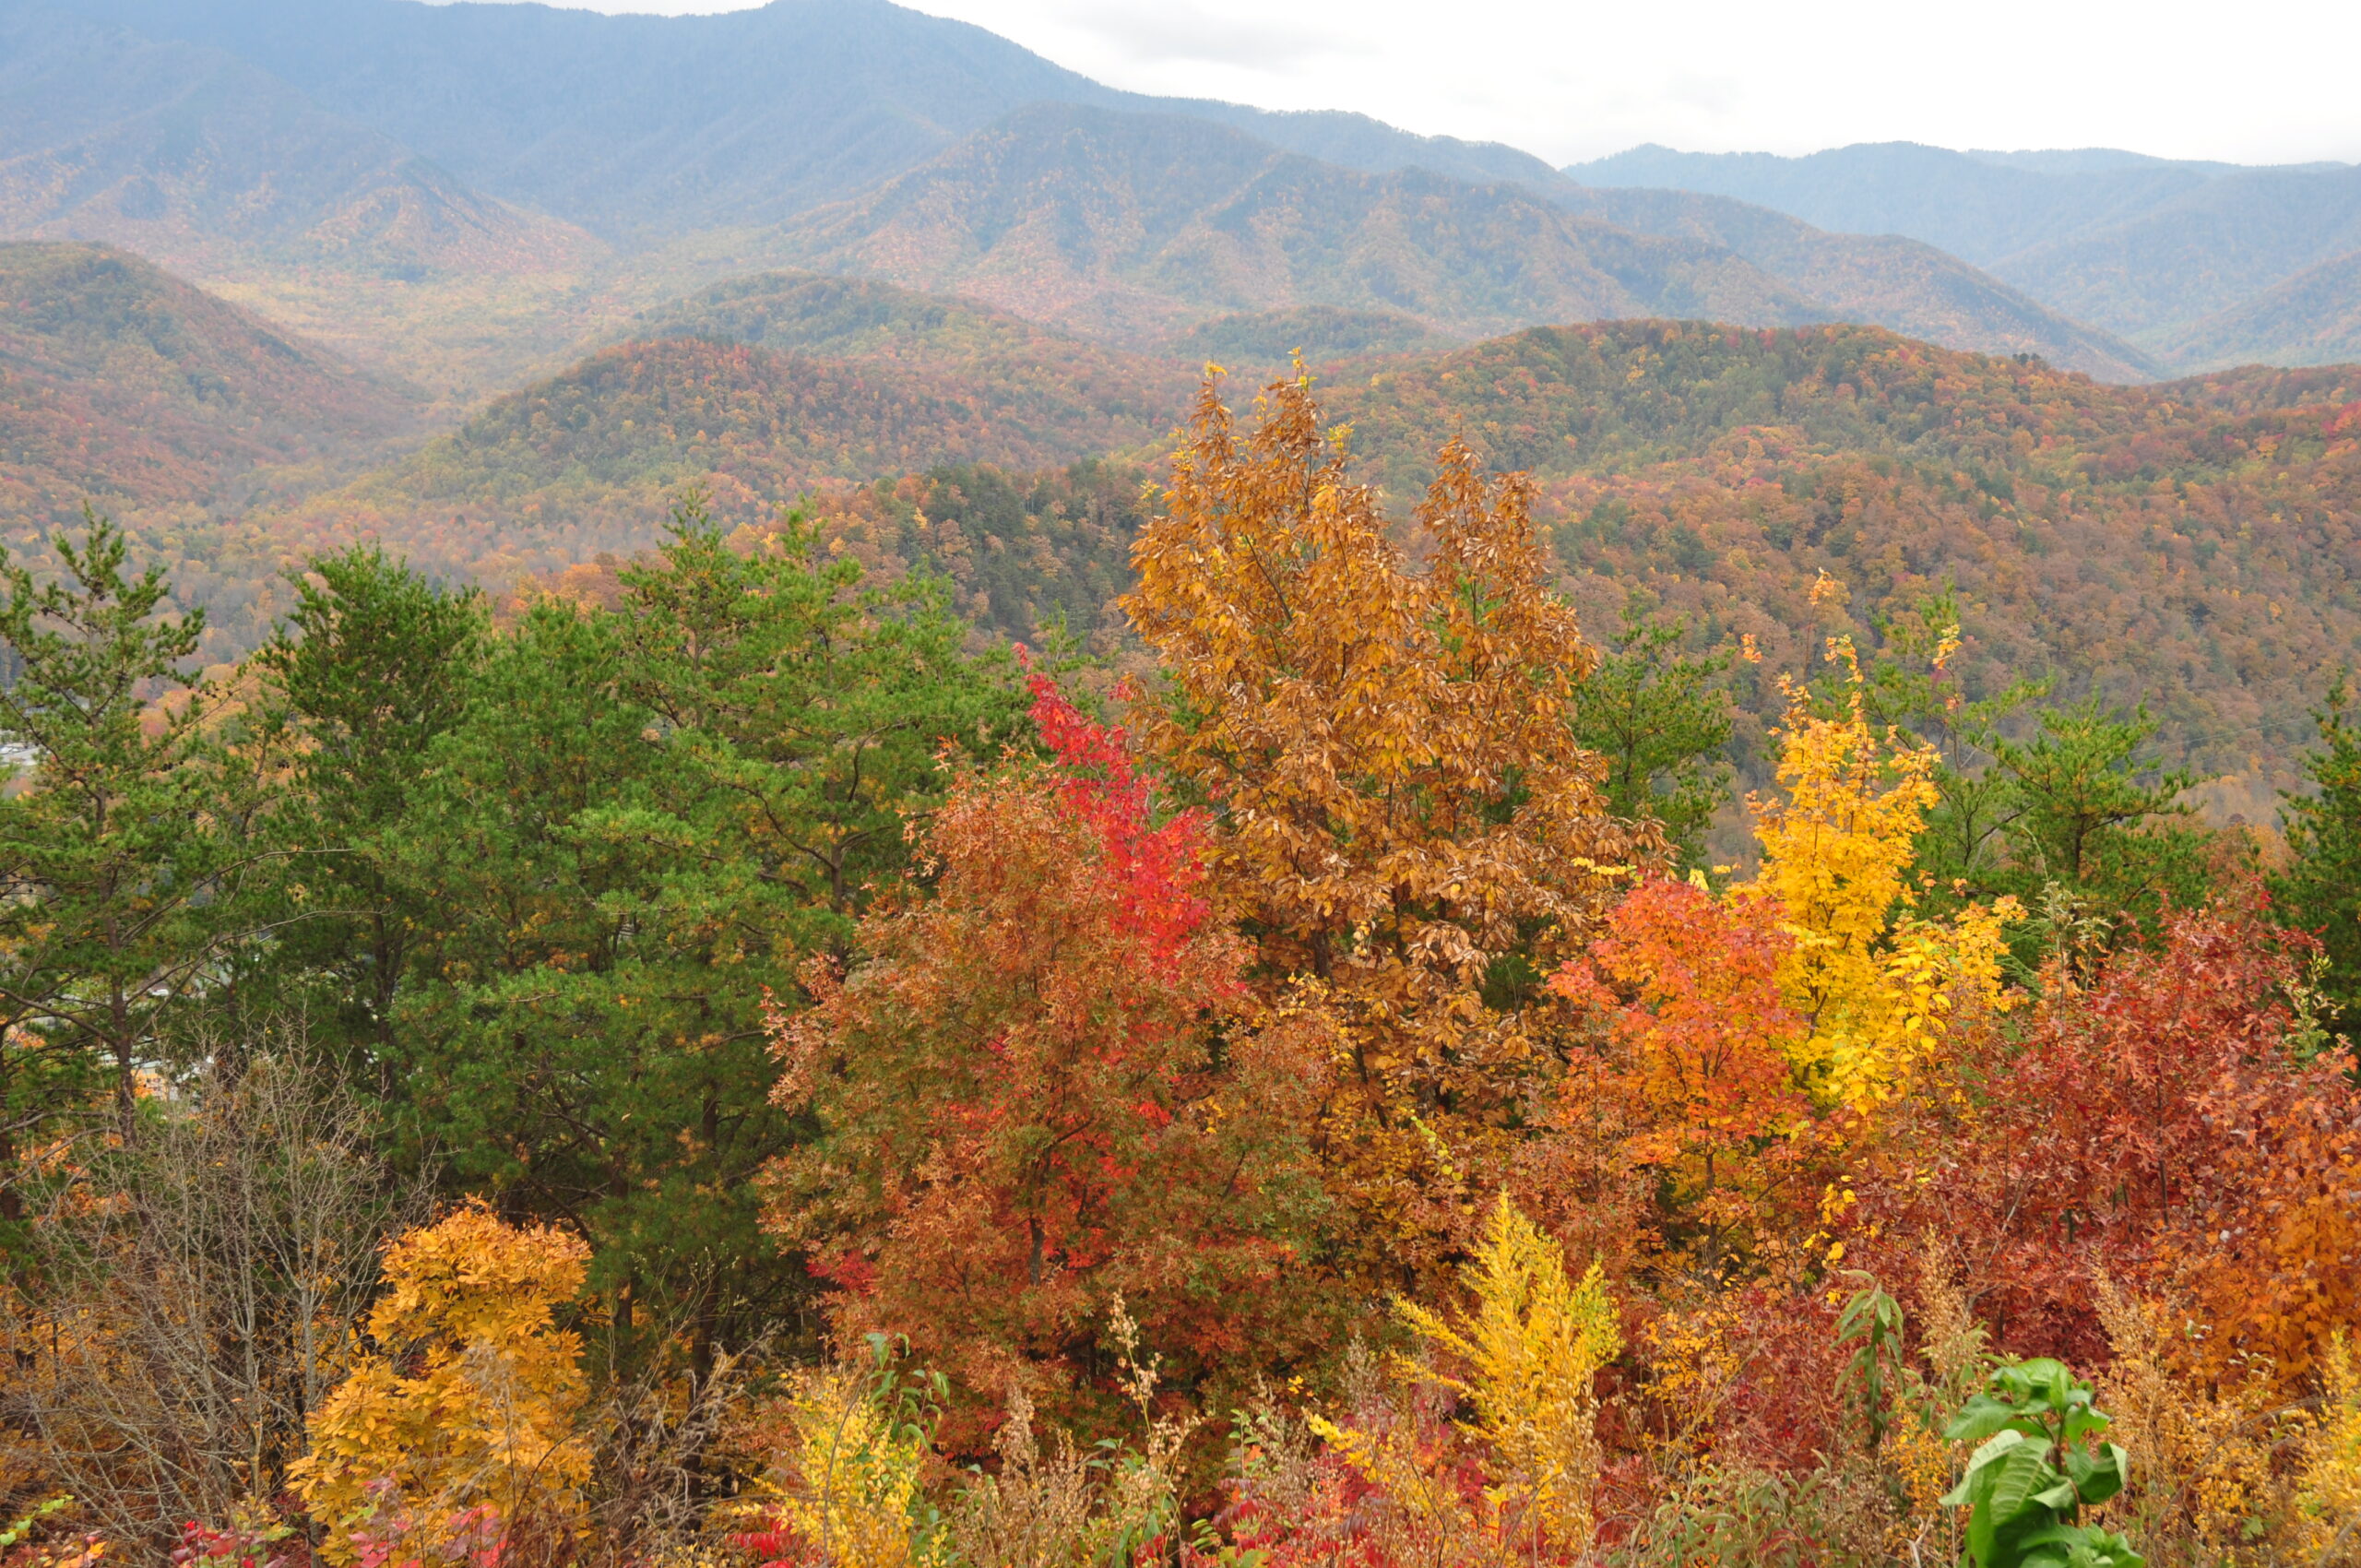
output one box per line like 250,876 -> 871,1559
4,372 -> 2361,1568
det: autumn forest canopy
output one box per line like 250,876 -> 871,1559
5,366 -> 2361,1568
7,2 -> 2361,1562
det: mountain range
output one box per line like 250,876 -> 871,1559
0,0 -> 2191,386
1572,143 -> 2361,369
3,0 -> 2361,794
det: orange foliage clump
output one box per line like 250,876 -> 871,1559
1548,876 -> 1812,1274
1122,374 -> 1659,1289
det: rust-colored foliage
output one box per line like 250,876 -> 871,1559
1122,373 -> 1660,1289
1853,905 -> 2359,1382
765,675 -> 1330,1434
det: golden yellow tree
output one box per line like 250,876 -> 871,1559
1123,372 -> 1658,1284
289,1204 -> 592,1562
1743,639 -> 2018,1108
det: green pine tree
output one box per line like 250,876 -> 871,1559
381,498 -> 1018,1372
0,513 -> 242,1163
2273,678 -> 2361,1033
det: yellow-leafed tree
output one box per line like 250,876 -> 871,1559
730,1362 -> 944,1568
289,1204 -> 592,1562
1744,640 -> 2018,1108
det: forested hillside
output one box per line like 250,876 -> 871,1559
2162,248 -> 2361,368
1354,324 -> 2361,795
244,315 -> 2360,800
288,334 -> 1167,574
0,241 -> 413,524
6,370 -> 2361,1568
1995,163 -> 2361,357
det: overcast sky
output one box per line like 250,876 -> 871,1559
491,0 -> 2361,167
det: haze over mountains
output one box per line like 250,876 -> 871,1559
4,0 -> 2361,798
1572,143 -> 2361,368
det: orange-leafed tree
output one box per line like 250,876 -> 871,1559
289,1204 -> 592,1563
1121,374 -> 1659,1289
1548,876 -> 1814,1276
765,676 -> 1332,1435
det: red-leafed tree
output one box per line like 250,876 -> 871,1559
764,677 -> 1335,1437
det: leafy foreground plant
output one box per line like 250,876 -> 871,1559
1941,1359 -> 2143,1568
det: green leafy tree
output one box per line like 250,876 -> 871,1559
1571,597 -> 1733,867
383,500 -> 1016,1370
2272,677 -> 2361,1032
0,513 -> 252,1164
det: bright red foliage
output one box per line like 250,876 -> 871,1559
765,689 -> 1333,1438
1024,670 -> 1212,961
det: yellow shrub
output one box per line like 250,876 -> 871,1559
1392,1193 -> 1621,1552
2301,1336 -> 2361,1565
289,1204 -> 592,1562
734,1361 -> 943,1568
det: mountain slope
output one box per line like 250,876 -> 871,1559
1543,183 -> 2159,380
1990,164 -> 2361,342
69,0 -> 1556,238
1313,320 -> 2361,795
0,241 -> 414,522
263,309 -> 1193,609
0,1 -> 598,279
1565,141 -> 2225,266
749,104 -> 1832,347
2160,251 -> 2361,370
626,269 -> 1193,450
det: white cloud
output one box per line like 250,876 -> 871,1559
461,0 -> 2361,168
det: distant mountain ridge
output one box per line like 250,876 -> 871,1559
63,0 -> 1560,239
0,3 -> 599,279
750,104 -> 1831,349
1566,142 -> 2244,265
3,0 -> 2173,386
1567,141 -> 2361,369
